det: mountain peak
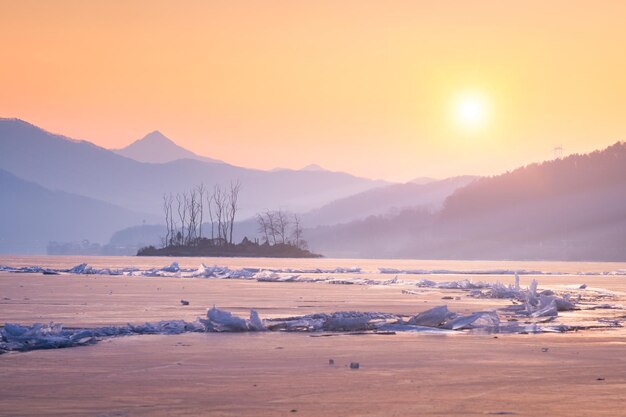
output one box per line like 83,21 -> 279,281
301,163 -> 327,172
114,131 -> 223,165
140,130 -> 170,142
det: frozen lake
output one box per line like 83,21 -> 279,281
1,255 -> 626,416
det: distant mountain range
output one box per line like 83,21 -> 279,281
0,118 -> 388,218
113,130 -> 224,164
3,117 -> 624,260
0,118 -> 389,253
308,142 -> 626,261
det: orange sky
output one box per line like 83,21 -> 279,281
1,1 -> 625,181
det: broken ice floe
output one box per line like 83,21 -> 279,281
0,320 -> 201,353
0,262 -> 617,316
0,308 -> 450,353
378,267 -> 626,276
0,284 -> 605,355
3,262 -> 626,279
0,262 -> 568,292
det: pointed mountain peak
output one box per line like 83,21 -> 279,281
114,130 -> 223,165
140,130 -> 171,142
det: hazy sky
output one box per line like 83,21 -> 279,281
1,1 -> 625,181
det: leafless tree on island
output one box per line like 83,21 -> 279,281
228,180 -> 241,245
256,209 -> 307,249
161,181 -> 242,248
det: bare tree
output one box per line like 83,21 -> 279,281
187,188 -> 198,245
256,209 -> 308,250
196,183 -> 205,240
206,190 -> 215,241
265,209 -> 278,244
176,192 -> 188,245
169,194 -> 176,246
162,182 -> 242,248
162,193 -> 174,247
256,213 -> 270,243
213,184 -> 229,245
228,180 -> 241,244
274,209 -> 291,244
292,213 -> 304,249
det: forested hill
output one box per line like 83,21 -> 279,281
307,142 -> 626,261
441,142 -> 626,219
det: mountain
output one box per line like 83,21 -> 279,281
300,164 -> 327,172
113,130 -> 223,164
301,176 -> 477,227
271,164 -> 331,173
0,168 -> 156,254
306,143 -> 626,261
428,142 -> 626,260
409,176 -> 438,185
0,118 -> 388,221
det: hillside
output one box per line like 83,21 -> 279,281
307,143 -> 626,261
302,176 -> 476,227
0,169 -> 156,254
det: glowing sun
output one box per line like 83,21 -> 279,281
452,92 -> 490,131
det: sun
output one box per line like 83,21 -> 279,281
452,92 -> 490,132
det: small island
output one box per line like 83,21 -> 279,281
137,237 -> 321,258
137,182 -> 321,258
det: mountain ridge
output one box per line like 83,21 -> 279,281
0,118 -> 388,221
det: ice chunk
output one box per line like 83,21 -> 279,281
191,263 -> 210,277
129,320 -> 189,335
489,282 -> 520,299
323,313 -> 373,331
248,310 -> 265,331
416,279 -> 437,287
530,300 -> 558,318
443,311 -> 500,330
408,305 -> 455,327
265,315 -> 326,332
206,307 -> 249,332
68,263 -> 91,274
0,322 -> 95,352
264,311 -> 394,332
254,271 -> 280,281
160,262 -> 180,273
549,296 -> 575,312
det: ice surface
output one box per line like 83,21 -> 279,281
2,261 -> 612,354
